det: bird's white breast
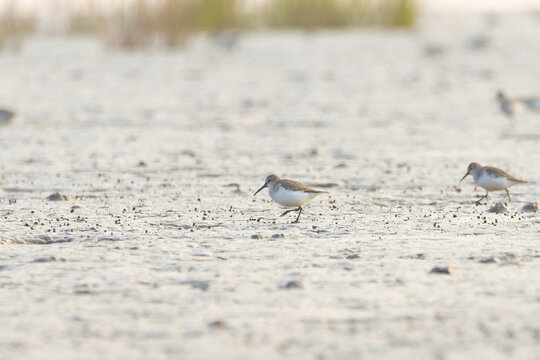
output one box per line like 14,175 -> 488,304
474,174 -> 514,191
269,187 -> 318,207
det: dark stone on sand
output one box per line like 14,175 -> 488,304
521,202 -> 539,213
208,320 -> 228,330
251,234 -> 263,239
479,257 -> 499,264
487,203 -> 508,213
424,43 -> 446,57
31,256 -> 67,263
73,284 -> 94,295
400,253 -> 425,260
47,192 -> 72,201
183,280 -> 210,291
225,183 -> 242,194
430,266 -> 453,275
284,280 -> 303,289
271,233 -> 285,239
500,253 -> 522,263
468,36 -> 490,50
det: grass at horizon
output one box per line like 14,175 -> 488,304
0,0 -> 418,50
0,1 -> 35,49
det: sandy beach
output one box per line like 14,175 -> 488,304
1,10 -> 540,360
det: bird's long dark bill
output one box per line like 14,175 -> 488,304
254,184 -> 267,196
459,173 -> 469,183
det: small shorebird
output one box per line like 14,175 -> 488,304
497,90 -> 540,121
459,162 -> 527,203
496,91 -> 522,121
254,174 -> 328,223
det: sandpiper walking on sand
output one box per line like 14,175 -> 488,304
254,174 -> 328,223
459,162 -> 527,203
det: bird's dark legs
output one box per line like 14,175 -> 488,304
476,191 -> 489,205
280,207 -> 302,223
280,208 -> 297,217
293,207 -> 303,223
505,189 -> 511,202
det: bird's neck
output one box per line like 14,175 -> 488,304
268,181 -> 279,193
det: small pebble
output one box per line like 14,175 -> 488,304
501,253 -> 522,263
468,36 -> 490,50
74,284 -> 94,295
474,253 -> 521,264
424,44 -> 446,57
31,256 -> 67,263
47,192 -> 72,201
430,266 -> 453,275
183,280 -> 210,291
208,320 -> 228,330
284,280 -> 303,289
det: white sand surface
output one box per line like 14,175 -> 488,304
1,12 -> 539,360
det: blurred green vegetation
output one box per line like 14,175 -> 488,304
386,0 -> 417,27
265,0 -> 355,28
262,0 -> 417,28
154,0 -> 247,46
69,0 -> 248,47
0,0 -> 417,50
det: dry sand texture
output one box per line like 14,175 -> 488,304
1,12 -> 540,360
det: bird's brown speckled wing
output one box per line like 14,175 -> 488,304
279,179 -> 328,193
484,166 -> 527,183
